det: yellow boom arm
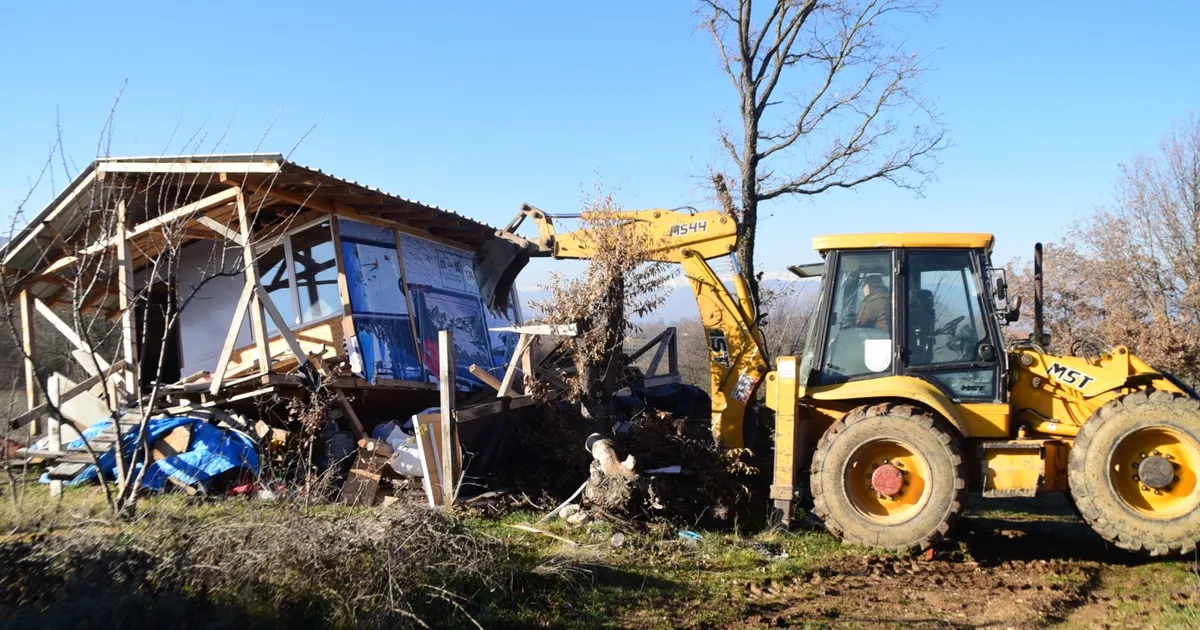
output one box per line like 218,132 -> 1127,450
479,204 -> 768,448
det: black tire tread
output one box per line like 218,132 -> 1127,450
811,403 -> 968,553
1069,390 -> 1200,556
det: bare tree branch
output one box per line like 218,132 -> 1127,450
697,0 -> 947,308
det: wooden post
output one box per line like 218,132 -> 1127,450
208,279 -> 254,395
19,289 -> 37,436
116,199 -> 139,396
234,189 -> 271,373
438,330 -> 457,507
47,376 -> 62,500
496,334 -> 530,397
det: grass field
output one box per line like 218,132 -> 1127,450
1,481 -> 1197,629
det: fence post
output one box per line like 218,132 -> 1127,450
438,330 -> 457,507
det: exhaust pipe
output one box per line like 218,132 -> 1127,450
1033,242 -> 1044,346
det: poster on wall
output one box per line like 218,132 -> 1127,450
339,219 -> 423,383
399,233 -> 516,390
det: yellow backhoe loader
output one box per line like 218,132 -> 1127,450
477,208 -> 1200,555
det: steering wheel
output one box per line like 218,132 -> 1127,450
934,315 -> 966,337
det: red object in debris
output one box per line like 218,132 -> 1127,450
227,482 -> 255,496
870,464 -> 904,497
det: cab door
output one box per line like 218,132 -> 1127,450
812,249 -> 898,385
899,249 -> 1003,402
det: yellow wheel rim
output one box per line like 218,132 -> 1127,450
1109,426 -> 1200,519
844,438 -> 930,524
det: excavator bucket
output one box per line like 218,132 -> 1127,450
474,236 -> 531,313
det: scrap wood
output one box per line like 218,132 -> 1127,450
341,468 -> 382,506
468,364 -> 506,394
152,425 -> 193,461
334,389 -> 367,440
414,412 -> 462,508
504,523 -> 578,546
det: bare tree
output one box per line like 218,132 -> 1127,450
698,0 -> 947,306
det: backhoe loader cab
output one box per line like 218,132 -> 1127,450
767,233 -> 1200,555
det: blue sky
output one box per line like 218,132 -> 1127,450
2,1 -> 1198,302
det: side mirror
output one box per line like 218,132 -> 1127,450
994,277 -> 1008,300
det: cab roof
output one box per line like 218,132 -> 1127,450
812,232 -> 995,253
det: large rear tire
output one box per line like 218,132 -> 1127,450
811,403 -> 967,552
1069,390 -> 1200,555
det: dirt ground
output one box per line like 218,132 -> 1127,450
708,496 -> 1199,629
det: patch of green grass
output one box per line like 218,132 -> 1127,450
463,511 -> 871,628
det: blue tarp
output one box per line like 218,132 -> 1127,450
42,416 -> 258,491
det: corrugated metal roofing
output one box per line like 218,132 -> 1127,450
282,161 -> 496,232
0,153 -> 500,270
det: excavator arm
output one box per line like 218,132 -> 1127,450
474,203 -> 768,448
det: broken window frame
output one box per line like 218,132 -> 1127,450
254,217 -> 342,335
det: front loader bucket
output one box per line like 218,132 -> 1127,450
474,236 -> 531,313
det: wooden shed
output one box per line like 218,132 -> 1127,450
2,153 -> 520,434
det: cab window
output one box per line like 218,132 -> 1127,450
819,251 -> 893,383
904,250 -> 996,399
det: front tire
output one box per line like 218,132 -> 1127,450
811,403 -> 967,552
1069,390 -> 1200,555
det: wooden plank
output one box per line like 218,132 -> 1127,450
521,338 -> 534,383
438,330 -> 457,507
413,412 -> 444,507
255,284 -> 310,369
46,462 -> 90,480
116,199 -> 139,395
224,317 -> 345,378
33,298 -> 111,374
340,468 -> 381,506
468,364 -> 504,393
19,289 -> 37,435
37,188 -> 242,276
98,160 -> 281,175
488,323 -> 578,336
127,188 -> 240,238
453,395 -> 537,423
2,170 -> 97,268
328,217 -> 355,318
195,215 -> 244,244
392,228 -> 425,373
6,361 -> 125,430
162,386 -> 274,415
208,279 -> 255,395
496,334 -> 530,398
336,206 -> 479,251
235,189 -> 271,373
334,389 -> 366,440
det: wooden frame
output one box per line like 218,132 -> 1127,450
3,156 -> 514,452
19,289 -> 37,435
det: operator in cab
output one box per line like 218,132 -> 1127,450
856,276 -> 891,331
